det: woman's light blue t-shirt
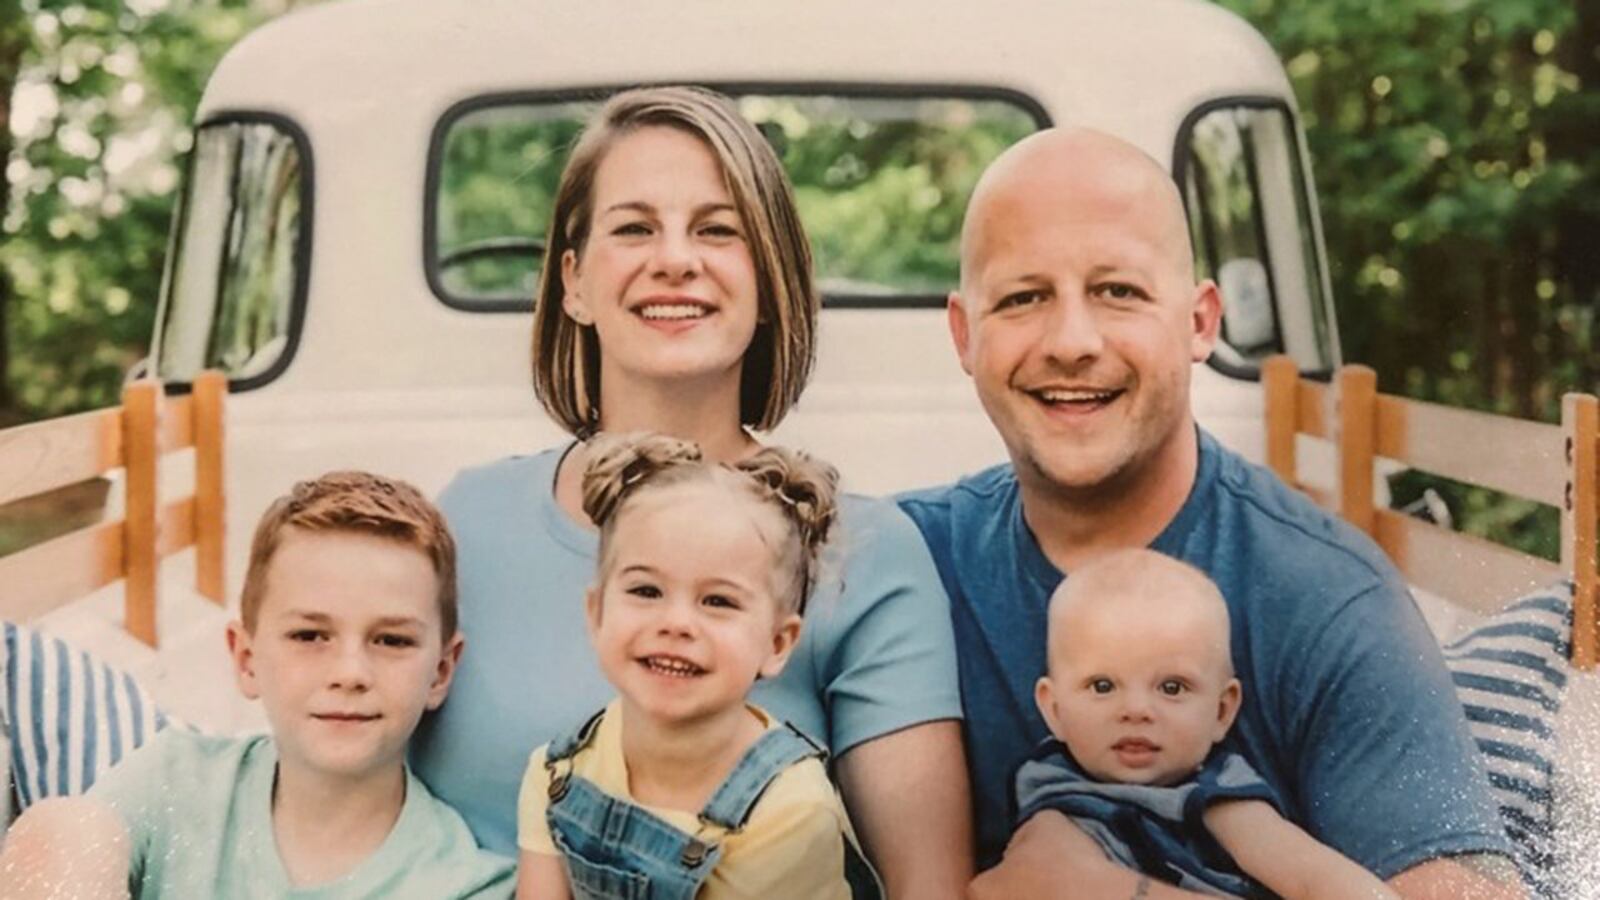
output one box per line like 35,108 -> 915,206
410,446 -> 962,855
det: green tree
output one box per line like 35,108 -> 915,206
433,94 -> 1034,304
0,0 -> 273,424
1218,0 -> 1597,415
0,0 -> 27,421
1218,0 -> 1599,555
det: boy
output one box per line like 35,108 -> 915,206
1015,549 -> 1396,899
0,472 -> 513,899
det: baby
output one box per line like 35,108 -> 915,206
516,434 -> 875,900
1014,548 -> 1397,900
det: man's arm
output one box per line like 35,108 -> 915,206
967,811 -> 1213,900
1271,580 -> 1515,882
835,720 -> 973,900
1387,856 -> 1527,900
0,796 -> 130,900
1204,799 -> 1397,900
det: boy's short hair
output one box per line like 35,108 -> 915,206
239,471 -> 458,639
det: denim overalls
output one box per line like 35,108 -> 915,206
543,709 -> 882,900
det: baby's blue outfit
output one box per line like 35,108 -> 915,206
89,729 -> 513,899
1014,744 -> 1279,898
541,709 -> 878,900
413,446 -> 962,855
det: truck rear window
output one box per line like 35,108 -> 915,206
426,88 -> 1043,310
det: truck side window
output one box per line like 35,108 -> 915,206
1179,101 -> 1336,376
154,117 -> 308,386
428,89 -> 1042,310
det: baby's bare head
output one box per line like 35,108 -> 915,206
1047,549 -> 1233,685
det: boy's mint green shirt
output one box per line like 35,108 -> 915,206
90,729 -> 513,899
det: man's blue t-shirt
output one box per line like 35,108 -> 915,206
898,430 -> 1510,875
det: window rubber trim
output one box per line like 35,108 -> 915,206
157,110 -> 315,395
1172,95 -> 1335,384
423,81 -> 1051,313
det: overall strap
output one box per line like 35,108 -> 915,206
546,708 -> 606,764
697,722 -> 826,831
543,707 -> 607,806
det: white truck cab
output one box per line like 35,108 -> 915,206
148,0 -> 1338,586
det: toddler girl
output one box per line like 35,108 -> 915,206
516,433 -> 874,900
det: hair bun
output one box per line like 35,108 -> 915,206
581,433 -> 704,526
733,447 -> 840,560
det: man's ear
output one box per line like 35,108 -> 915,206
225,620 -> 261,701
1189,279 -> 1223,363
425,633 -> 466,711
947,292 -> 974,375
1214,677 -> 1243,741
1034,676 -> 1065,740
562,248 -> 592,325
758,613 -> 804,680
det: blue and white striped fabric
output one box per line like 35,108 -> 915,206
1441,583 -> 1572,897
1,621 -> 170,811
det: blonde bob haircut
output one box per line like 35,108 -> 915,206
530,85 -> 819,436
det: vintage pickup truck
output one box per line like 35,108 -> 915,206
2,0 -> 1596,889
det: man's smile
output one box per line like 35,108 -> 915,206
1024,383 -> 1128,418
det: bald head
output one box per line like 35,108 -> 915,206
1047,548 -> 1233,677
959,127 -> 1196,299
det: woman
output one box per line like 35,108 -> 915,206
410,86 -> 971,897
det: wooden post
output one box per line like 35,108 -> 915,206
1563,393 -> 1598,670
1262,355 -> 1298,484
1336,365 -> 1378,537
193,371 -> 227,604
122,380 -> 160,647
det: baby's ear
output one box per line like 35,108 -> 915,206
1034,676 -> 1064,739
1214,678 -> 1243,740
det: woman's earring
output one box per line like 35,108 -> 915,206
568,300 -> 592,327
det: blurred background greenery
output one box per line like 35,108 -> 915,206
1,0 -> 1596,554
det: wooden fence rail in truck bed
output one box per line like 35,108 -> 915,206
0,372 -> 227,646
1262,355 -> 1599,670
2,359 -> 1594,668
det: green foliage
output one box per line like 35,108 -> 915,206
1216,0 -> 1600,549
766,98 -> 1033,294
432,94 -> 1035,303
434,105 -> 585,300
1,0 -> 269,421
1218,0 -> 1597,413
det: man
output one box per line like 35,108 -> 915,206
898,128 -> 1523,899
